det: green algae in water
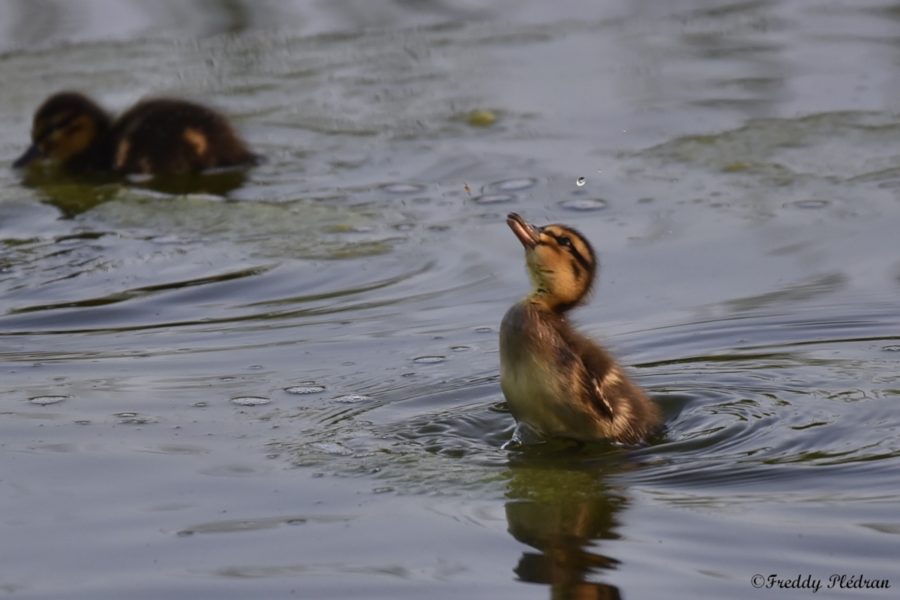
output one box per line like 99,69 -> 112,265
86,192 -> 401,260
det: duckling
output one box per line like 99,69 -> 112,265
499,212 -> 661,445
13,91 -> 256,175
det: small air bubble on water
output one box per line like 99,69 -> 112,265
790,199 -> 830,209
413,355 -> 446,364
576,176 -> 586,187
334,394 -> 372,403
231,396 -> 272,406
284,384 -> 326,395
559,198 -> 607,211
493,178 -> 536,191
473,193 -> 515,205
28,395 -> 69,406
382,183 -> 425,194
115,412 -> 159,425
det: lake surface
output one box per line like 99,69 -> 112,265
1,1 -> 899,598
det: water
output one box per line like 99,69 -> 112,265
1,1 -> 899,598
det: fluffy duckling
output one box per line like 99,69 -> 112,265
499,212 -> 661,445
13,91 -> 256,175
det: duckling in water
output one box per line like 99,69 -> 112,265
499,212 -> 662,445
13,91 -> 256,175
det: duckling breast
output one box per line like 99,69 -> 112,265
499,302 -> 591,437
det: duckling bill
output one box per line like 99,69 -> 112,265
13,91 -> 256,175
499,212 -> 661,444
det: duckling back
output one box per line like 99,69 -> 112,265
111,99 -> 256,175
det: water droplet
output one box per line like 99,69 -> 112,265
492,178 -> 537,191
789,199 -> 829,209
333,394 -> 372,403
413,355 -> 446,364
474,326 -> 493,334
284,384 -> 326,395
28,395 -> 69,406
382,183 -> 425,194
559,198 -> 607,211
473,193 -> 515,205
231,396 -> 272,407
576,176 -> 586,187
450,345 -> 472,352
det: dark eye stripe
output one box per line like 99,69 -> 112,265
545,231 -> 592,272
35,114 -> 78,143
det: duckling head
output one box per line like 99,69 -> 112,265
507,212 -> 597,312
13,92 -> 111,169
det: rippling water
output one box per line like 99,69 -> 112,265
2,1 -> 899,598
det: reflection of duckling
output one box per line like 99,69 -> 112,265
500,212 -> 661,444
13,91 -> 256,175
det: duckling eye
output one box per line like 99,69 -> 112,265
557,236 -> 572,248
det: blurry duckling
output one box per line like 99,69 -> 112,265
13,91 -> 256,175
499,212 -> 662,445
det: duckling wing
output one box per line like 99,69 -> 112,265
589,376 -> 616,418
560,328 -> 619,420
571,328 -> 663,443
